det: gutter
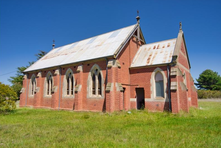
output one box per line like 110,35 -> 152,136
24,56 -> 113,73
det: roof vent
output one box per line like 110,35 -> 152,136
52,40 -> 55,49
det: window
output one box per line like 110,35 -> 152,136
88,64 -> 103,98
45,72 -> 53,96
150,68 -> 167,100
29,74 -> 36,96
65,69 -> 74,96
62,69 -> 74,98
155,72 -> 164,97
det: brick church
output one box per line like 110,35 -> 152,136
20,16 -> 198,113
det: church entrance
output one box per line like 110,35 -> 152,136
136,88 -> 145,110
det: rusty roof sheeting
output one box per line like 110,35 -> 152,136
25,24 -> 137,72
131,38 -> 177,67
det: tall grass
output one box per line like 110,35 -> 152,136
197,90 -> 221,99
0,101 -> 221,148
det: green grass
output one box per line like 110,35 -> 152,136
1,101 -> 221,148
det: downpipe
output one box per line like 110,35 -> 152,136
58,67 -> 61,110
167,65 -> 171,111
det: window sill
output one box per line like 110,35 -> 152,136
155,97 -> 165,100
62,95 -> 75,99
87,95 -> 104,99
44,95 -> 52,98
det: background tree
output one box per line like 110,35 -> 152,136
8,66 -> 28,99
0,82 -> 17,113
35,50 -> 47,60
9,51 -> 47,99
195,69 -> 221,90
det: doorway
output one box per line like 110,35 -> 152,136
136,88 -> 145,110
122,87 -> 126,110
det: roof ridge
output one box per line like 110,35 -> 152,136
143,38 -> 177,46
53,24 -> 137,50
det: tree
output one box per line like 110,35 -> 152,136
8,66 -> 28,99
35,50 -> 47,60
0,82 -> 17,113
195,69 -> 221,90
9,51 -> 47,99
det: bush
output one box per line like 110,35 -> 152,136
197,90 -> 221,99
0,82 -> 17,113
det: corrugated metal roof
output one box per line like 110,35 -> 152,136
25,24 -> 137,72
131,38 -> 177,67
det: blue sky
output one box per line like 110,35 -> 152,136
0,0 -> 221,85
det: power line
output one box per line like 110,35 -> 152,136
0,71 -> 16,76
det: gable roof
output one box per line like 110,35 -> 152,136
173,30 -> 191,68
131,38 -> 176,68
25,24 -> 138,72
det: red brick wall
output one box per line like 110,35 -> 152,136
82,60 -> 107,111
130,66 -> 169,112
20,60 -> 107,111
145,102 -> 169,112
20,30 -> 197,113
20,30 -> 142,112
173,38 -> 198,112
130,66 -> 168,99
117,36 -> 142,110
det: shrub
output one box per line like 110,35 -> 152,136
197,90 -> 221,99
0,82 -> 17,113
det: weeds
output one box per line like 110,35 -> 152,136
0,101 -> 221,147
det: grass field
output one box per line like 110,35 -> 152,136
0,101 -> 221,148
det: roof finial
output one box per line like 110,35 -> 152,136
52,40 -> 55,49
179,22 -> 182,30
136,10 -> 140,24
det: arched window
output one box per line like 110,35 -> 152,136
66,71 -> 74,95
63,69 -> 74,97
46,72 -> 53,96
88,64 -> 103,98
29,74 -> 36,96
155,72 -> 164,97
